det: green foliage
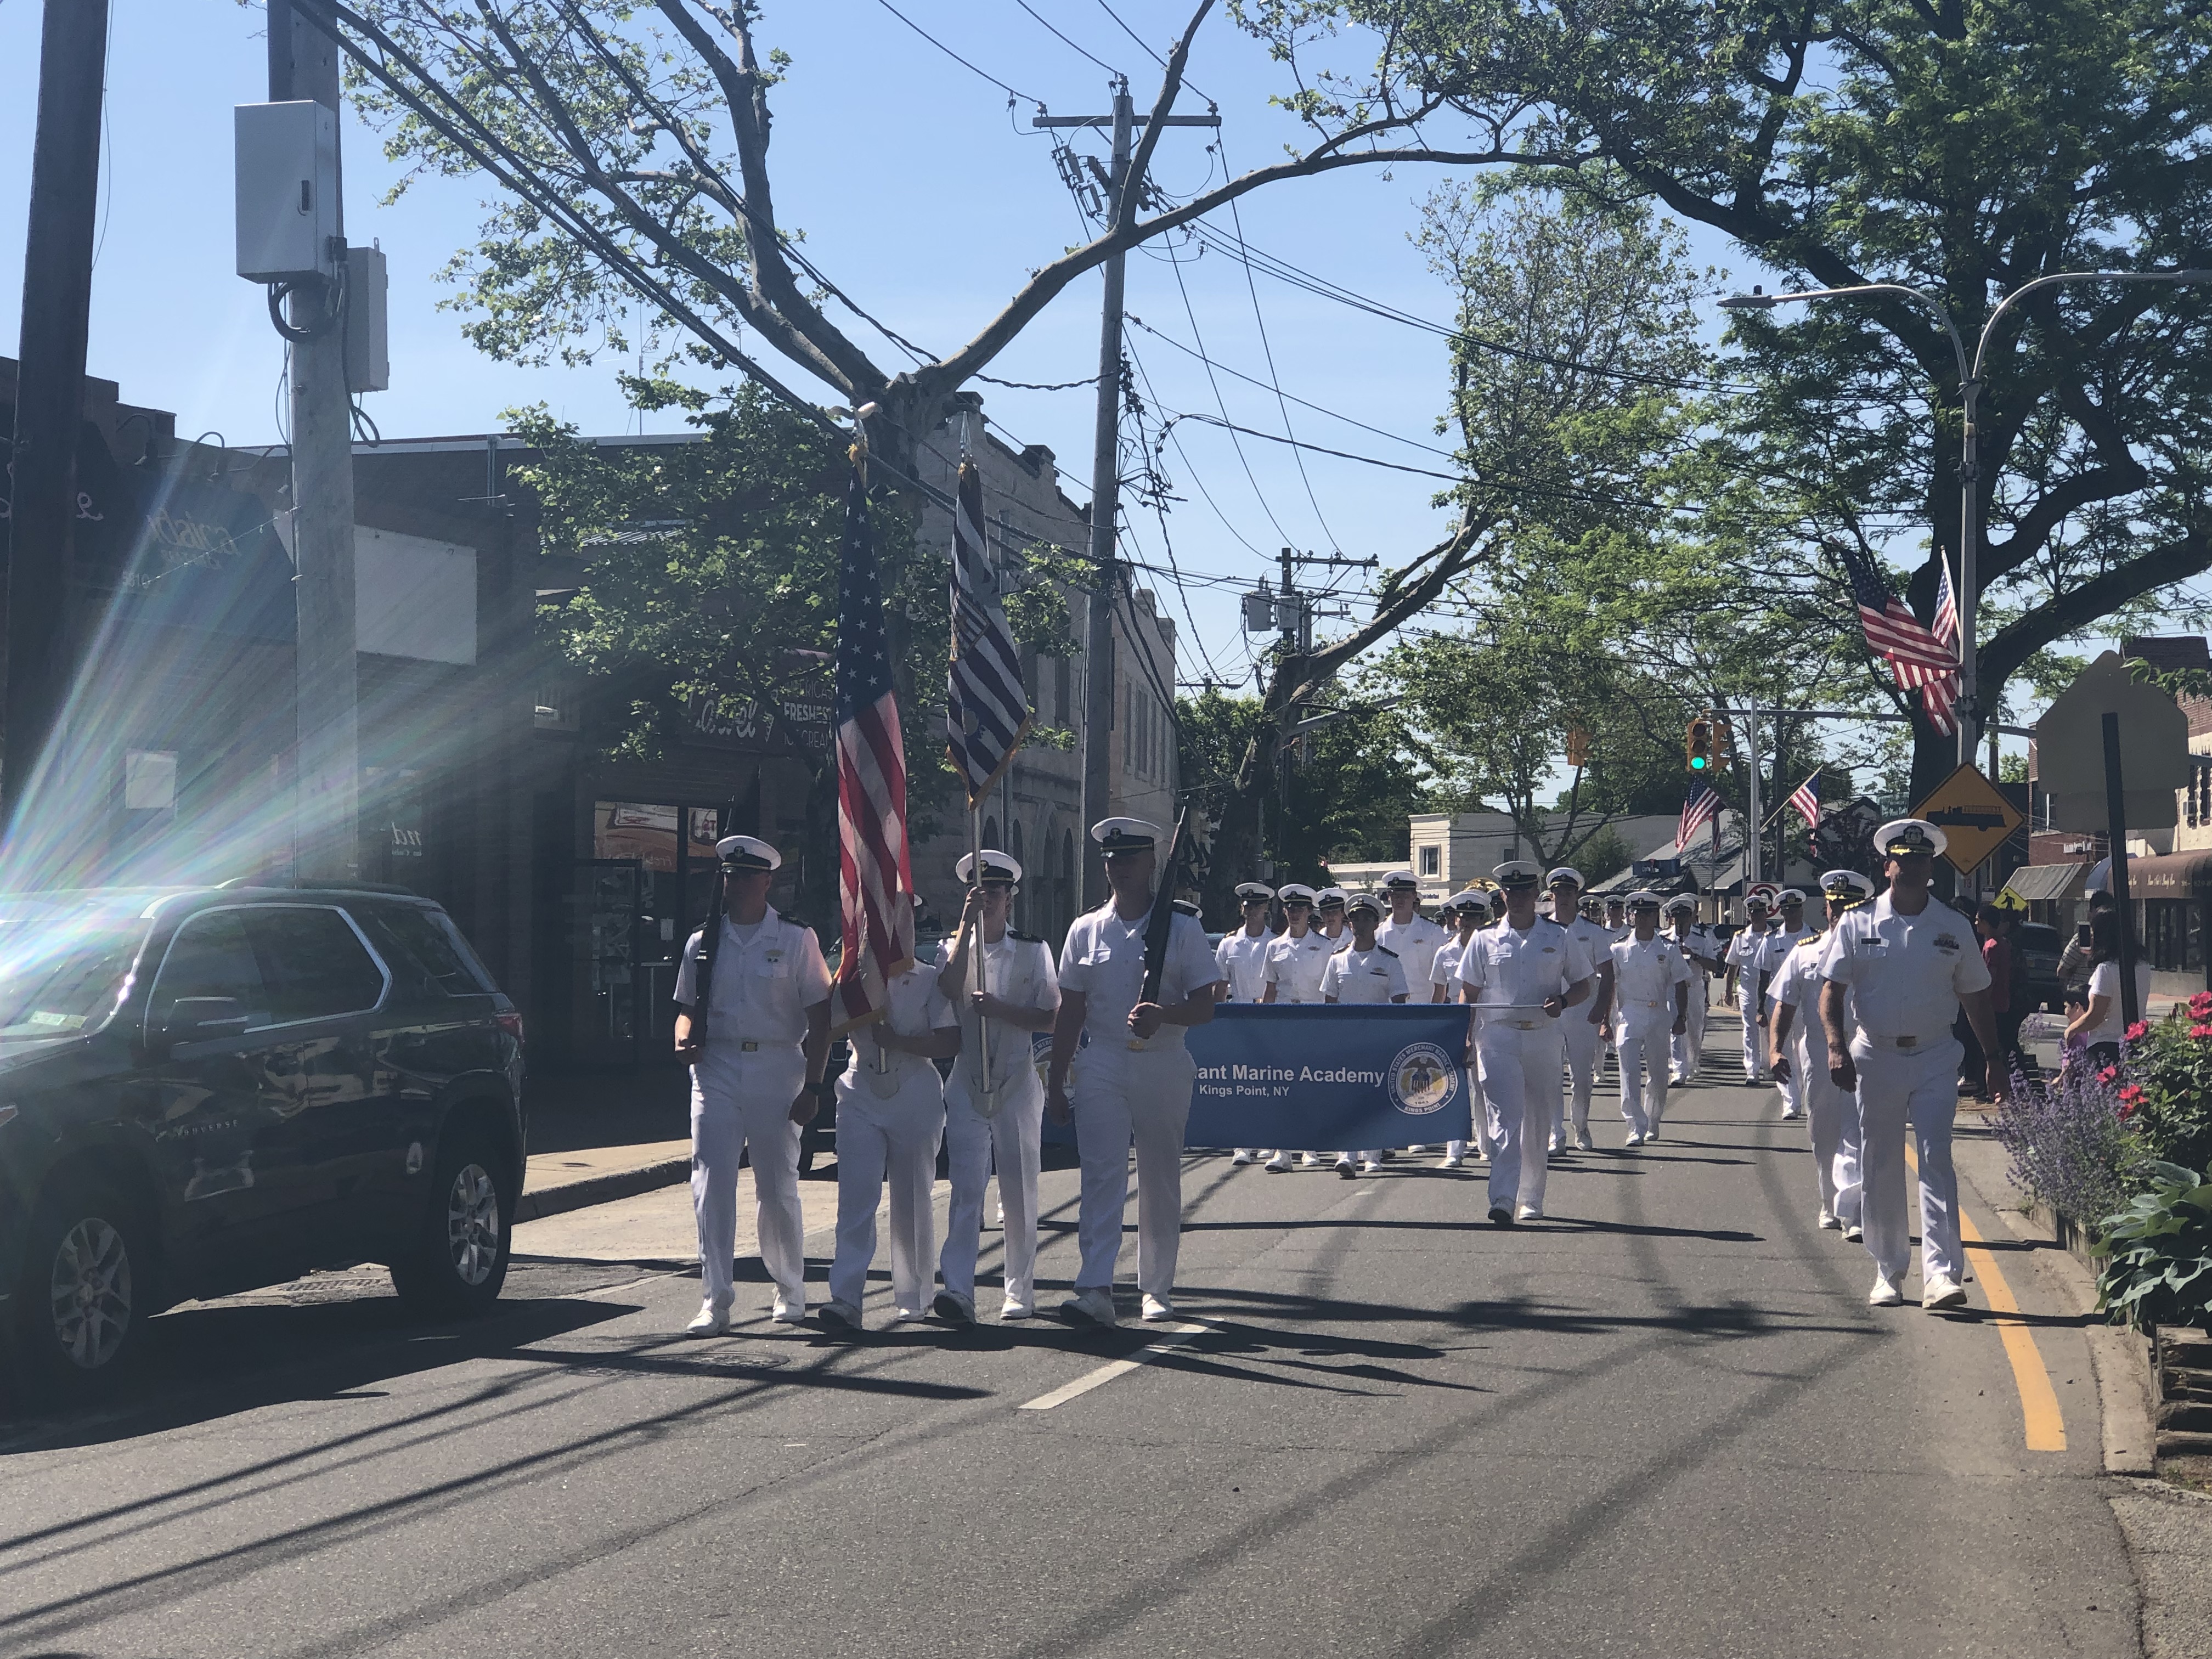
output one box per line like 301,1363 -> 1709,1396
998,544 -> 1091,658
1575,826 -> 1634,887
2118,1000 -> 2212,1176
2095,1161 -> 2212,1333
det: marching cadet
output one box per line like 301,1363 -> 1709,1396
1261,883 -> 1337,1170
1324,892 -> 1412,1175
672,836 -> 833,1336
1546,867 -> 1620,1154
1604,894 -> 1629,936
1047,819 -> 1223,1325
820,897 -> 960,1333
1664,896 -> 1723,1084
1377,870 -> 1450,1155
1216,881 -> 1279,1166
1725,890 -> 1777,1083
1818,820 -> 2003,1310
1316,886 -> 1350,941
934,851 -> 1060,1324
1437,888 -> 1494,1168
1454,860 -> 1597,1225
1759,889 -> 1815,1120
1589,890 -> 1691,1144
1769,870 -> 1871,1237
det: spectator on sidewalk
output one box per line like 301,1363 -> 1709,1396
2065,911 -> 2151,1072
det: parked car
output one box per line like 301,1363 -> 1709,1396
0,882 -> 525,1402
2015,921 -> 2065,1013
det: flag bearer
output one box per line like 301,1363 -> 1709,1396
935,851 -> 1060,1324
1546,867 -> 1619,1154
673,836 -> 833,1336
1770,870 -> 1871,1238
1434,889 -> 1490,1167
1726,890 -> 1776,1082
1047,819 -> 1223,1325
1818,821 -> 2003,1311
1455,861 -> 1597,1224
1216,881 -> 1279,1166
1760,889 -> 1814,1120
1664,896 -> 1722,1084
1324,893 -> 1410,1175
1589,890 -> 1691,1144
1378,868 -> 1450,1155
1262,883 -> 1336,1170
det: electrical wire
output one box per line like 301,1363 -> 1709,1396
1092,0 -> 1215,104
1166,249 -> 1300,549
867,0 -> 1041,103
1013,0 -> 1121,77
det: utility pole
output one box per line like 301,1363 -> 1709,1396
270,0 -> 360,880
4,0 -> 111,838
1039,88 -> 1218,907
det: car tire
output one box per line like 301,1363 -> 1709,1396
390,1128 -> 512,1317
10,1173 -> 154,1405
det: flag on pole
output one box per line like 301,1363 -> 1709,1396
1833,541 -> 1960,735
1676,781 -> 1720,852
1787,769 -> 1822,831
947,454 -> 1031,806
833,450 -> 913,1033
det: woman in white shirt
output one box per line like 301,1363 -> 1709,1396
2065,912 -> 2151,1069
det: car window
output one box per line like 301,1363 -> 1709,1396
0,916 -> 145,1042
359,904 -> 494,998
242,907 -> 387,1023
150,911 -> 271,1029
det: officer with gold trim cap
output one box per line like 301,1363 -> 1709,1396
1769,869 -> 1874,1238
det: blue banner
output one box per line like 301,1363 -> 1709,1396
1184,1005 -> 1473,1149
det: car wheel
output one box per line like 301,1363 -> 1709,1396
390,1130 -> 512,1317
11,1175 -> 153,1404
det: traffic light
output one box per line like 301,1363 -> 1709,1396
1712,712 -> 1737,767
1685,716 -> 1715,772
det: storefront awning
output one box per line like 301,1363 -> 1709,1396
2112,849 -> 2212,900
2001,862 -> 2089,904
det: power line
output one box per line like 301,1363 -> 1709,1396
868,0 -> 1040,104
1013,0 -> 1122,77
1166,248 -> 1300,549
1092,0 -> 1215,105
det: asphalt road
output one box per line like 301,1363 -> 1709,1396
0,1047 -> 2138,1658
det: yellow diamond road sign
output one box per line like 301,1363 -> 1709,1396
1911,763 -> 2025,874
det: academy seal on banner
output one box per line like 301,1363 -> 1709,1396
1183,1006 -> 1474,1150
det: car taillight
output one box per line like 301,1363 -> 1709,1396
496,1011 -> 524,1045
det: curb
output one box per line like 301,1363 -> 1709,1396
514,1157 -> 692,1224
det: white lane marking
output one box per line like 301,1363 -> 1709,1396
1017,1322 -> 1212,1410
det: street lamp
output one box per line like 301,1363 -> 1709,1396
1722,269 -> 2212,764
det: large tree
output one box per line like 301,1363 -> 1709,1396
1239,0 -> 2212,792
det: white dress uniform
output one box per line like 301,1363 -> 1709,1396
1818,890 -> 1990,1291
1376,912 -> 1449,994
938,927 -> 1058,1318
1725,919 -> 1773,1081
1772,932 -> 1861,1230
1455,906 -> 1596,1218
828,961 -> 957,1321
1666,911 -> 1721,1083
1058,896 -> 1222,1301
675,903 -> 831,1318
1216,924 -> 1276,1005
1322,942 -> 1410,1003
1551,909 -> 1619,1141
1263,929 -> 1335,1003
1609,928 -> 1690,1137
1434,923 -> 1496,1161
1757,913 -> 1813,1118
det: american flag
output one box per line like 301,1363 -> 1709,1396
1787,769 -> 1822,830
832,458 -> 913,1033
946,455 -> 1031,806
1677,782 -> 1720,851
1834,540 -> 1961,735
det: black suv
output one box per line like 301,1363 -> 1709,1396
0,883 -> 526,1401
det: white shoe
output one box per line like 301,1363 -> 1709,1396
1868,1274 -> 1904,1307
684,1301 -> 730,1338
1922,1274 -> 1967,1310
1780,1104 -> 1800,1120
1299,1152 -> 1322,1169
1334,1155 -> 1357,1178
1624,1131 -> 1645,1147
1843,1223 -> 1864,1243
1264,1152 -> 1291,1172
816,1298 -> 863,1331
1360,1158 -> 1384,1174
1643,1128 -> 1661,1143
770,1296 -> 806,1324
1573,1129 -> 1594,1152
1439,1152 -> 1464,1169
1516,1204 -> 1543,1222
1231,1149 -> 1255,1166
1818,1210 -> 1841,1231
932,1290 -> 977,1325
1474,1146 -> 1491,1162
1000,1300 -> 1034,1322
1059,1288 -> 1118,1327
1140,1293 -> 1175,1322
1547,1132 -> 1564,1154
1407,1145 -> 1431,1155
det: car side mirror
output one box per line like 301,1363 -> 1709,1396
154,996 -> 252,1054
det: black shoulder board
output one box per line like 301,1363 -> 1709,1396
1376,945 -> 1400,958
1009,929 -> 1043,943
1172,899 -> 1202,917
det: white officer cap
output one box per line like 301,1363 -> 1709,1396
1875,817 -> 1947,859
1743,888 -> 1773,911
1774,887 -> 1807,907
956,849 -> 1023,884
715,834 -> 781,872
1091,817 -> 1162,854
1605,894 -> 1627,909
1345,891 -> 1383,918
1235,881 -> 1276,902
1546,866 -> 1585,889
1493,860 -> 1543,889
1820,868 -> 1875,904
1316,885 -> 1350,908
1665,894 -> 1697,915
1626,889 -> 1663,908
1277,883 -> 1318,905
1380,868 -> 1420,890
1443,889 -> 1486,913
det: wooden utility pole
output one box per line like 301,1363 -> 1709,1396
4,0 -> 111,834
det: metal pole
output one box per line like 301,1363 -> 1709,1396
968,805 -> 993,1104
1956,381 -> 1980,767
275,0 -> 360,881
2102,712 -> 2141,1031
1746,698 -> 1762,889
3,0 -> 110,839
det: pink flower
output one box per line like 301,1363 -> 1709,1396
2128,1021 -> 2152,1041
2098,1066 -> 2119,1085
2190,991 -> 2212,1018
2192,1024 -> 2212,1041
2119,1096 -> 2142,1121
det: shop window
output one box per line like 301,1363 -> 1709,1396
1419,845 -> 1440,877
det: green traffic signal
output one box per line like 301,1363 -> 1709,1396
1689,754 -> 1708,769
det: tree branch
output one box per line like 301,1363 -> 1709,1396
1981,528 -> 2212,691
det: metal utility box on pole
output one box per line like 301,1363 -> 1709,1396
3,0 -> 111,836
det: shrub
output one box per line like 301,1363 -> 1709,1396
2094,1161 -> 2212,1333
2113,994 -> 2212,1173
1994,1060 -> 2139,1229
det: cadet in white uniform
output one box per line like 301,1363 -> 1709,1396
1315,887 -> 1350,944
1376,870 -> 1449,1155
1434,889 -> 1492,1168
935,851 -> 1060,1324
1664,896 -> 1722,1084
1819,820 -> 2002,1310
1771,870 -> 1871,1237
1048,819 -> 1223,1325
1591,890 -> 1691,1143
820,899 -> 960,1332
672,836 -> 833,1336
1758,890 -> 1814,1120
1261,884 -> 1335,1170
1455,861 -> 1596,1224
1323,894 -> 1411,1175
1545,867 -> 1619,1153
1725,891 -> 1777,1082
1217,882 -> 1279,1166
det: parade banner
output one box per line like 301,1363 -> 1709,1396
1184,1005 -> 1472,1149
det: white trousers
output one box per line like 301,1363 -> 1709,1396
1477,1019 -> 1563,1214
691,1051 -> 808,1312
828,1071 -> 944,1314
1738,984 -> 1766,1081
1070,1043 -> 1198,1296
941,1071 -> 1045,1308
1447,1051 -> 1496,1161
1852,1036 -> 1961,1283
1797,1027 -> 1863,1226
1772,1008 -> 1807,1115
1672,984 -> 1708,1081
1615,1019 -> 1671,1135
1556,1011 -> 1606,1132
